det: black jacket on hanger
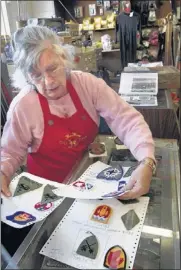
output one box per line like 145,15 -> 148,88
115,12 -> 140,69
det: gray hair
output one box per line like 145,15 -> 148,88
12,26 -> 73,88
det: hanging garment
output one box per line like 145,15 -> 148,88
131,1 -> 149,26
27,80 -> 98,183
115,12 -> 140,69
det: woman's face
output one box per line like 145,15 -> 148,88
29,49 -> 67,100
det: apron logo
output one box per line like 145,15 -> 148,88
104,245 -> 126,270
59,132 -> 87,148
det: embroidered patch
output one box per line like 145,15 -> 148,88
89,142 -> 106,155
104,245 -> 126,270
118,180 -> 127,191
6,211 -> 36,225
111,149 -> 137,162
46,184 -> 57,190
72,181 -> 86,189
34,202 -> 53,211
85,183 -> 93,190
123,165 -> 138,178
76,232 -> 98,259
121,210 -> 140,230
97,166 -> 123,181
91,205 -> 112,224
72,181 -> 93,191
102,190 -> 126,198
13,176 -> 42,197
41,185 -> 62,204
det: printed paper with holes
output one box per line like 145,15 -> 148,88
40,197 -> 149,269
1,162 -> 133,228
53,161 -> 132,199
1,173 -> 65,228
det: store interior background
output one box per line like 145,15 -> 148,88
1,0 -> 180,132
1,1 -> 180,269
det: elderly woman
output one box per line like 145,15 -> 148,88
1,26 -> 156,199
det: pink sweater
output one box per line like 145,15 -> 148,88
1,71 -> 155,179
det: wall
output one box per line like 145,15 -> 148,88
156,0 -> 172,19
4,1 -> 55,35
31,1 -> 55,18
5,1 -> 32,34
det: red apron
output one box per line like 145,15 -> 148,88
27,80 -> 98,183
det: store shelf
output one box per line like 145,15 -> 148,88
102,49 -> 120,53
94,27 -> 115,31
141,24 -> 159,28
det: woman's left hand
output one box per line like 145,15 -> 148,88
119,163 -> 153,200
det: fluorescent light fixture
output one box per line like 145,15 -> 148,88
142,225 -> 173,238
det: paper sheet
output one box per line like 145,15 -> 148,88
128,62 -> 163,67
54,161 -> 131,199
1,162 -> 132,228
119,72 -> 158,96
120,95 -> 158,106
1,173 -> 65,228
40,197 -> 149,269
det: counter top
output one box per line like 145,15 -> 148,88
5,137 -> 180,270
111,86 -> 180,140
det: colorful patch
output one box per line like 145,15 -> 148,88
72,181 -> 93,191
85,183 -> 93,190
102,190 -> 126,198
104,245 -> 126,270
13,176 -> 42,197
118,181 -> 126,191
34,202 -> 53,211
97,166 -> 123,181
76,232 -> 98,259
72,181 -> 86,189
89,142 -> 106,155
91,205 -> 112,224
6,211 -> 36,225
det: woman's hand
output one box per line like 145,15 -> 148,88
1,173 -> 11,197
119,164 -> 152,199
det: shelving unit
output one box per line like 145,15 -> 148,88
94,27 -> 115,31
102,49 -> 120,53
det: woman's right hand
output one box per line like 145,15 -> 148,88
1,173 -> 11,197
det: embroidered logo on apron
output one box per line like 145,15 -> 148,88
59,132 -> 87,148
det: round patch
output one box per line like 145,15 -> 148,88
34,202 -> 53,211
89,143 -> 106,155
